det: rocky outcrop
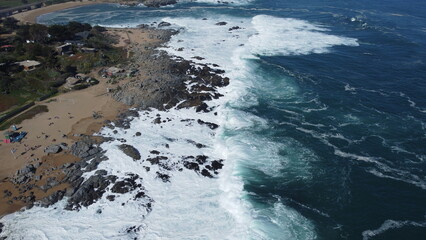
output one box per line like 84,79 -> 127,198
44,143 -> 68,154
70,137 -> 101,159
112,51 -> 229,111
111,174 -> 139,194
12,164 -> 37,185
141,0 -> 177,8
65,173 -> 117,210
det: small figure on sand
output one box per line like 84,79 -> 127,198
11,148 -> 17,159
11,125 -> 17,131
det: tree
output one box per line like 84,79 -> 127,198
0,72 -> 13,94
48,24 -> 72,42
67,21 -> 92,34
2,18 -> 19,33
29,24 -> 49,43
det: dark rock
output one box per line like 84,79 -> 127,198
196,103 -> 210,113
216,22 -> 227,26
111,174 -> 139,194
192,56 -> 205,60
106,195 -> 115,201
158,21 -> 172,27
0,222 -> 3,234
150,150 -> 160,155
146,156 -> 168,165
44,144 -> 62,154
228,26 -> 241,31
142,0 -> 177,8
3,190 -> 12,198
197,119 -> 219,129
134,191 -> 145,199
211,160 -> 224,170
95,170 -> 108,176
17,164 -> 36,176
196,155 -> 208,165
85,155 -> 108,172
118,144 -> 141,160
156,172 -> 170,182
183,161 -> 199,171
201,169 -> 213,178
39,177 -> 60,192
66,174 -> 115,210
135,132 -> 142,136
65,187 -> 76,197
70,140 -> 95,158
187,140 -> 206,148
39,190 -> 65,207
153,117 -> 162,124
13,164 -> 37,184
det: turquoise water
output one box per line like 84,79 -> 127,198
38,0 -> 426,239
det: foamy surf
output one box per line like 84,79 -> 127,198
1,11 -> 360,239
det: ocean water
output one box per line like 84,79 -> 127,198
2,0 -> 426,239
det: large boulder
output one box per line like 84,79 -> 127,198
70,140 -> 100,159
118,144 -> 141,160
44,144 -> 62,154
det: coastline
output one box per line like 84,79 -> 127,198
1,0 -> 231,235
0,25 -> 169,216
12,0 -> 106,24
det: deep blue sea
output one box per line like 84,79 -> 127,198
29,0 -> 426,239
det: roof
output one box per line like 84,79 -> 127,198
57,43 -> 72,49
0,45 -> 14,48
66,77 -> 81,85
16,60 -> 41,68
106,67 -> 124,74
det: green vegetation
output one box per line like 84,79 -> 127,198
0,19 -> 125,114
0,0 -> 40,9
0,105 -> 48,130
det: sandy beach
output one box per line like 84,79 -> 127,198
12,0 -> 105,24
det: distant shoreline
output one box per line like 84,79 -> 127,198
12,0 -> 106,24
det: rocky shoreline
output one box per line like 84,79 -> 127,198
0,23 -> 229,235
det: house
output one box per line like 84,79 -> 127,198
15,60 -> 41,71
64,40 -> 84,47
81,47 -> 97,53
105,67 -> 124,77
0,45 -> 14,52
56,43 -> 73,55
64,77 -> 81,89
75,73 -> 90,82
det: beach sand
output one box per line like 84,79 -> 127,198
13,0 -> 104,24
0,25 -> 162,216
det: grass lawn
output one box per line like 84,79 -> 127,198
0,104 -> 48,130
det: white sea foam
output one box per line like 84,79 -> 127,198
362,216 -> 426,240
181,0 -> 254,5
0,12 -> 360,239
